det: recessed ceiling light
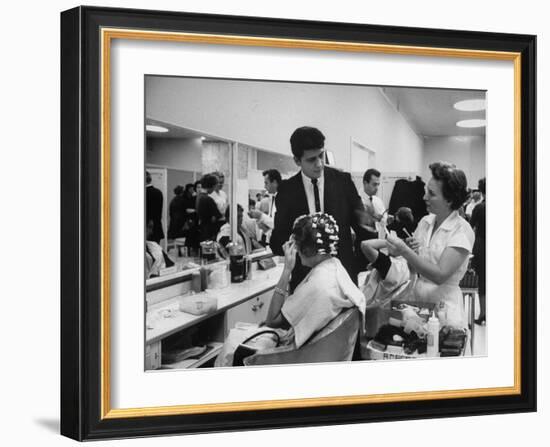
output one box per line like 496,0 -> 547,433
456,119 -> 486,128
453,99 -> 486,111
146,124 -> 169,133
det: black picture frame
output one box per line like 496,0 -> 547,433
61,5 -> 536,441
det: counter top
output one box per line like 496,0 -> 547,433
146,263 -> 284,345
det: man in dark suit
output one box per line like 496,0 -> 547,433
270,126 -> 366,291
145,171 -> 164,243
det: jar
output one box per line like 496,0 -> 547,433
200,240 -> 217,263
227,241 -> 246,283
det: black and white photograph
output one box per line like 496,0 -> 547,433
144,76 -> 487,370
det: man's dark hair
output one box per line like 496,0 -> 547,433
262,169 -> 282,185
363,168 -> 381,183
429,161 -> 469,210
185,183 -> 194,192
145,171 -> 152,184
478,178 -> 486,196
201,173 -> 218,190
173,185 -> 184,195
290,126 -> 325,159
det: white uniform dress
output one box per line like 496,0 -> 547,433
413,211 -> 474,327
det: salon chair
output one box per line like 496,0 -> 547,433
243,307 -> 361,366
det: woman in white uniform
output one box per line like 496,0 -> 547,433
386,162 -> 474,327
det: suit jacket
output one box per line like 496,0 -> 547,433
271,167 -> 365,290
146,185 -> 164,243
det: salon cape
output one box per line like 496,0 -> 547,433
361,254 -> 411,307
281,257 -> 366,348
215,257 -> 366,367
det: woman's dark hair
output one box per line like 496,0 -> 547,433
201,173 -> 218,190
173,185 -> 184,195
429,161 -> 469,210
290,126 -> 325,159
292,213 -> 339,257
478,177 -> 486,196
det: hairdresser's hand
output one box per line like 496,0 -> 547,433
282,238 -> 297,273
385,234 -> 409,257
248,209 -> 262,220
405,237 -> 421,253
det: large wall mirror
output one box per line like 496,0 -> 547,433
145,119 -> 235,278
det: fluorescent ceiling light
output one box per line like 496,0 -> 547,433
146,124 -> 169,133
453,99 -> 486,111
456,119 -> 486,128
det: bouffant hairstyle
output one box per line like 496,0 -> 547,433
478,177 -> 486,196
290,126 -> 325,159
429,161 -> 469,210
292,213 -> 339,258
200,173 -> 219,190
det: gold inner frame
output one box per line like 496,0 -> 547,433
100,28 -> 522,419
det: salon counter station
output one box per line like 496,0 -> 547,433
145,262 -> 284,370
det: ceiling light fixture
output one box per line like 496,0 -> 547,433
453,99 -> 486,111
456,119 -> 486,128
146,124 -> 169,133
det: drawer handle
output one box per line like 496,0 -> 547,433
251,302 -> 264,311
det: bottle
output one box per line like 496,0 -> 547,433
427,312 -> 440,357
227,241 -> 246,283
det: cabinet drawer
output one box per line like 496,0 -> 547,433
225,292 -> 272,332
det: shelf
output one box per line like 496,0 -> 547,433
160,342 -> 223,370
190,342 -> 223,368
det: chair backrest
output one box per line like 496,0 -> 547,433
243,307 -> 361,366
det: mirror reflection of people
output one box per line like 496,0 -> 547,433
217,204 -> 263,256
385,161 -> 474,328
248,169 -> 281,243
270,126 -> 366,291
196,173 -> 223,242
470,178 -> 486,325
215,213 -> 366,366
210,171 -> 228,216
193,180 -> 202,196
145,219 -> 174,279
168,184 -> 196,239
145,171 -> 164,244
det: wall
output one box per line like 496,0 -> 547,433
423,136 -> 486,188
146,137 -> 203,171
146,78 -> 425,175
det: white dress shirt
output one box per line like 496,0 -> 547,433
209,189 -> 228,215
365,194 -> 387,238
257,193 -> 277,231
301,170 -> 325,214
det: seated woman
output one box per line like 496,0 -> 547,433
215,213 -> 366,366
360,207 -> 416,306
384,161 -> 474,328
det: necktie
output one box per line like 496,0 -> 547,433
311,178 -> 321,213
